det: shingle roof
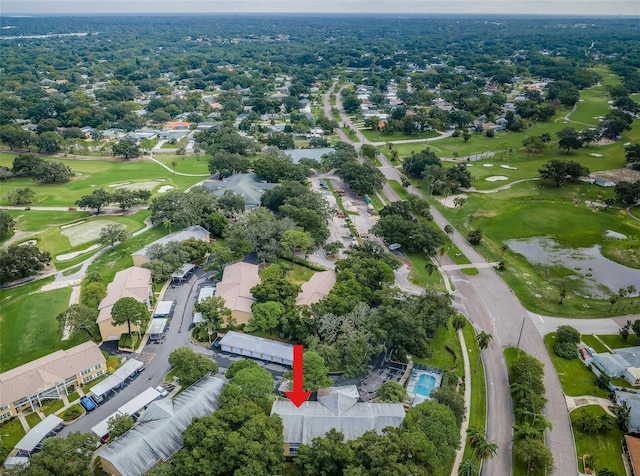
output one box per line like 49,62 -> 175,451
295,271 -> 335,306
97,267 -> 151,323
271,393 -> 405,445
132,225 -> 209,261
215,262 -> 260,314
626,435 -> 640,474
98,376 -> 225,476
0,342 -> 105,407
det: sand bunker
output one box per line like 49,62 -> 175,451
482,163 -> 494,167
61,220 -> 86,230
109,182 -> 131,188
500,165 -> 517,170
112,180 -> 162,191
157,185 -> 175,194
485,176 -> 509,182
589,153 -> 603,157
57,243 -> 101,261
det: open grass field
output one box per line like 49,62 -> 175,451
571,405 -> 625,476
405,252 -> 446,292
598,334 -> 640,350
580,335 -> 610,354
152,153 -> 211,175
0,280 -> 88,372
544,333 -> 607,397
435,178 -> 640,317
0,153 -> 204,207
0,418 -> 26,452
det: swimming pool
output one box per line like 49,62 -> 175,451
414,373 -> 437,397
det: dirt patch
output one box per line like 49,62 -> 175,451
595,168 -> 640,184
111,180 -> 162,191
57,243 -> 102,261
60,219 -> 120,247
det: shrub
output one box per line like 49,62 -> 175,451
553,341 -> 579,359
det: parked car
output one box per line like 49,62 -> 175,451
156,386 -> 168,398
80,396 -> 96,412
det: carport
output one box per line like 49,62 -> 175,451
90,359 -> 143,402
218,331 -> 293,366
153,300 -> 174,318
147,318 -> 167,341
14,415 -> 64,456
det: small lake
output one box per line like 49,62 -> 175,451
505,236 -> 640,298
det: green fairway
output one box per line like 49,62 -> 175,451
0,153 -> 205,207
0,280 -> 88,372
152,153 -> 211,175
571,405 -> 625,476
6,209 -> 150,270
544,333 -> 607,397
435,178 -> 640,316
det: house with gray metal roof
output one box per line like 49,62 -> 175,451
98,375 -> 226,476
202,173 -> 277,209
271,392 -> 405,456
219,331 -> 293,366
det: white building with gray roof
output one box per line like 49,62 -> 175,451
271,392 -> 405,456
98,375 -> 225,476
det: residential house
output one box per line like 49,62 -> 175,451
0,342 -> 106,421
624,435 -> 640,476
214,262 -> 260,325
271,390 -> 405,456
202,173 -> 278,209
132,225 -> 210,267
96,267 -> 152,342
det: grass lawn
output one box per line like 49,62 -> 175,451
40,399 -> 65,416
413,317 -> 463,374
544,333 -> 607,397
404,251 -> 446,292
598,334 -> 640,350
0,280 -> 90,372
280,261 -> 316,285
388,180 -> 409,200
571,405 -> 625,476
25,412 -> 42,428
153,153 -> 211,175
0,153 -> 204,207
67,390 -> 80,403
580,335 -> 610,354
461,322 -> 487,461
0,418 -> 26,452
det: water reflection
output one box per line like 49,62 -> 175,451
506,237 -> 640,298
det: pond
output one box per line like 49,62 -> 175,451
506,236 -> 640,299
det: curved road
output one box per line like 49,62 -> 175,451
329,83 -> 577,475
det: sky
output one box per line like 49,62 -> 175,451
1,0 -> 638,16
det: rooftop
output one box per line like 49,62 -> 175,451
219,331 -> 293,364
0,342 -> 105,407
98,375 -> 225,476
295,271 -> 335,306
271,393 -> 405,445
97,267 -> 151,323
132,225 -> 209,261
202,173 -> 278,207
215,262 -> 260,314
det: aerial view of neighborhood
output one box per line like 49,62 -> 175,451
0,4 -> 639,476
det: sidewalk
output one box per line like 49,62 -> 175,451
451,328 -> 473,475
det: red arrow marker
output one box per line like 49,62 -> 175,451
285,344 -> 312,407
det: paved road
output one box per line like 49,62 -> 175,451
332,84 -> 577,475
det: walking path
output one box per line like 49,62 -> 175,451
452,328 -> 473,473
565,395 -> 615,417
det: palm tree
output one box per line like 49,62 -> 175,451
558,287 -> 567,304
465,426 -> 484,450
444,224 -> 454,243
476,331 -> 493,372
500,243 -> 509,255
451,315 -> 466,344
457,458 -> 479,476
474,439 -> 498,462
424,260 -> 437,277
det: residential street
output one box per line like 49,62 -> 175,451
331,83 -> 577,475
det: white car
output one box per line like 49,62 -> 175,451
156,386 -> 169,398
